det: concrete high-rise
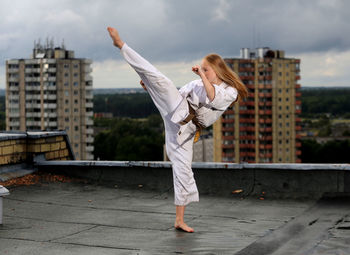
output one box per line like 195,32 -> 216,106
6,40 -> 94,160
213,47 -> 301,163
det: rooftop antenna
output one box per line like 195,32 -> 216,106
61,39 -> 65,50
50,37 -> 54,49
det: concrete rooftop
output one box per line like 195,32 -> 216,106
1,179 -> 350,255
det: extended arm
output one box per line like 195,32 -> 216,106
192,66 -> 215,101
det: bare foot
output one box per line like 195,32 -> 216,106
107,27 -> 124,49
174,221 -> 194,233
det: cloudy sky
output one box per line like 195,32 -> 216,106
1,0 -> 349,88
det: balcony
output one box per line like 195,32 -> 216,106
239,144 -> 255,149
86,145 -> 94,152
85,102 -> 93,108
240,152 -> 255,157
26,95 -> 41,100
8,77 -> 19,82
9,112 -> 20,118
296,84 -> 301,89
43,113 -> 57,118
26,112 -> 41,118
258,110 -> 272,115
296,126 -> 302,131
240,110 -> 255,115
9,121 -> 20,126
43,95 -> 57,100
26,121 -> 42,126
222,118 -> 234,123
295,75 -> 301,80
25,77 -> 41,82
85,129 -> 94,135
259,136 -> 272,141
240,118 -> 255,123
259,153 -> 273,158
239,126 -> 255,132
259,127 -> 272,132
43,104 -> 57,109
259,144 -> 272,149
258,93 -> 272,98
8,68 -> 19,73
240,101 -> 255,106
295,92 -> 302,97
295,109 -> 302,114
296,150 -> 302,156
222,135 -> 235,140
239,135 -> 255,140
296,142 -> 302,147
86,137 -> 94,143
258,101 -> 272,106
85,74 -> 93,81
222,127 -> 234,132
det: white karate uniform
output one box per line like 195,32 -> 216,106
120,44 -> 238,205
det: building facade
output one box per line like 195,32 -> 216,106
6,42 -> 94,160
213,47 -> 302,163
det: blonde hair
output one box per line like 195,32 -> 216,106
204,54 -> 248,101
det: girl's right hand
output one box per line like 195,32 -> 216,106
140,80 -> 147,91
192,65 -> 202,76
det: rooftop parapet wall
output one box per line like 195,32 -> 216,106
0,131 -> 74,166
36,161 -> 350,199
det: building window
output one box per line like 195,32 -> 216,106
64,73 -> 69,77
279,72 -> 282,76
75,126 -> 79,131
74,99 -> 78,104
65,99 -> 69,104
65,117 -> 69,122
286,106 -> 289,110
286,122 -> 289,127
74,143 -> 78,148
64,82 -> 69,86
64,64 -> 69,68
74,90 -> 78,95
65,91 -> 69,96
74,64 -> 79,68
74,73 -> 78,77
74,82 -> 78,86
286,139 -> 289,144
74,108 -> 78,112
65,108 -> 69,113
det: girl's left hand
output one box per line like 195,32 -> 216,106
192,65 -> 202,76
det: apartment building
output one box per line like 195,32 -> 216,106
213,47 -> 302,163
6,41 -> 94,160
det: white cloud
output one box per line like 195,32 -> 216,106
296,50 -> 350,87
211,0 -> 231,22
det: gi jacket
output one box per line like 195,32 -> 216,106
171,79 -> 238,145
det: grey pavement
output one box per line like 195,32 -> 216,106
0,182 -> 349,254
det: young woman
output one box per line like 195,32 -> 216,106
107,27 -> 248,232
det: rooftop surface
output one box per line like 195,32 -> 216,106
1,176 -> 349,255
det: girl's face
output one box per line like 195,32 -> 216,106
201,60 -> 220,84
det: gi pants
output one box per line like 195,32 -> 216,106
120,44 -> 199,206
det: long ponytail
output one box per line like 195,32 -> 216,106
204,54 -> 248,101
